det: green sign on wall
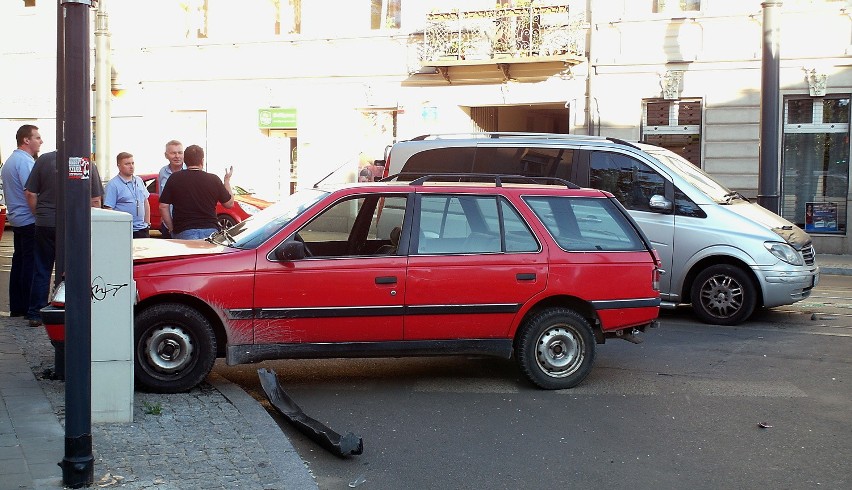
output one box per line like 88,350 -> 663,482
258,107 -> 297,128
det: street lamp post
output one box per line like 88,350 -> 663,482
94,0 -> 111,180
60,0 -> 96,487
758,1 -> 782,214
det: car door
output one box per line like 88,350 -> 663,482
579,149 -> 675,295
253,194 -> 408,343
403,192 -> 547,340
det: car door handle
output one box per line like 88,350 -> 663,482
375,276 -> 397,285
516,273 -> 536,281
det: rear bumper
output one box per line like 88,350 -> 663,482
40,305 -> 65,342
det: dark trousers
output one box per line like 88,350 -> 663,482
159,223 -> 171,238
133,228 -> 150,239
9,223 -> 36,316
28,225 -> 56,321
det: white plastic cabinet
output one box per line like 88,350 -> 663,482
90,207 -> 134,423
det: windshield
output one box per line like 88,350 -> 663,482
209,188 -> 328,249
647,149 -> 736,202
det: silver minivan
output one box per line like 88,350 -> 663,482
384,133 -> 820,325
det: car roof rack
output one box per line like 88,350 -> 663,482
407,132 -> 609,142
395,173 -> 580,189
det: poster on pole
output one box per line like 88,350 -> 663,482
68,157 -> 90,180
804,202 -> 838,233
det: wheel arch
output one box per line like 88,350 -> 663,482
681,255 -> 763,308
135,293 -> 228,357
514,295 -> 604,345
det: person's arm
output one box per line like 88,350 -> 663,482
221,166 -> 235,208
90,166 -> 104,208
25,190 -> 37,213
144,198 -> 151,226
159,202 -> 172,232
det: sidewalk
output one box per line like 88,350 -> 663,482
2,255 -> 850,489
0,314 -> 317,490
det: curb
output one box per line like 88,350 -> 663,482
208,373 -> 318,490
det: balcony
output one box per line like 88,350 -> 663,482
421,4 -> 586,80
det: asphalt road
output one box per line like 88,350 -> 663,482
1,229 -> 849,489
215,276 -> 852,490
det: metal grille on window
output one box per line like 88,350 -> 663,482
781,96 -> 850,235
641,99 -> 702,166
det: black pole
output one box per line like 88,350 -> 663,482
54,0 -> 67,382
56,0 -> 66,289
61,0 -> 95,487
758,1 -> 782,214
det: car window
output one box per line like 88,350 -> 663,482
524,196 -> 645,251
674,187 -> 706,218
400,147 -> 475,177
296,195 -> 407,257
501,198 -> 539,252
473,146 -> 574,180
145,177 -> 157,194
590,152 -> 666,212
415,194 -> 536,254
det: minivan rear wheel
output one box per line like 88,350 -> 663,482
690,264 -> 757,326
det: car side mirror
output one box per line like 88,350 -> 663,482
276,241 -> 306,261
649,194 -> 673,213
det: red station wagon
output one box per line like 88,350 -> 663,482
46,175 -> 662,393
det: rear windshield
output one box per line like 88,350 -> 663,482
523,196 -> 645,252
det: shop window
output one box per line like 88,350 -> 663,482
654,0 -> 701,13
641,99 -> 702,166
371,0 -> 401,30
781,96 -> 850,234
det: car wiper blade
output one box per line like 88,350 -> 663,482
207,228 -> 235,245
721,191 -> 746,204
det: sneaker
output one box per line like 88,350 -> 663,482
28,318 -> 43,327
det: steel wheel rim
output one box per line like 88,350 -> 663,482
143,326 -> 194,374
535,325 -> 583,378
699,273 -> 744,319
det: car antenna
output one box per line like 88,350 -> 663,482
313,154 -> 360,188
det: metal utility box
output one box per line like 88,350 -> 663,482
90,207 -> 134,423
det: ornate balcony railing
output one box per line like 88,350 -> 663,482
422,4 -> 585,63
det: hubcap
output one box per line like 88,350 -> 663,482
535,326 -> 582,377
144,326 -> 194,374
699,273 -> 743,319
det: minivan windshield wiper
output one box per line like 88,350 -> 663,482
721,191 -> 747,204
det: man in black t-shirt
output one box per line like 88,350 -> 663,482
159,145 -> 233,240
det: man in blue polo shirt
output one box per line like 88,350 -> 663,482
1,124 -> 41,323
104,151 -> 150,238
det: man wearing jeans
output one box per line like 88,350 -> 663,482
25,151 -> 104,326
1,125 -> 41,324
159,144 -> 233,240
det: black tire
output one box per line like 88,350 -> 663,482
134,303 -> 217,393
690,264 -> 757,326
218,214 -> 237,230
516,308 -> 595,390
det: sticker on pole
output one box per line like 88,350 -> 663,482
68,157 -> 90,180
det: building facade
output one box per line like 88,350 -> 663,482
0,0 -> 850,252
